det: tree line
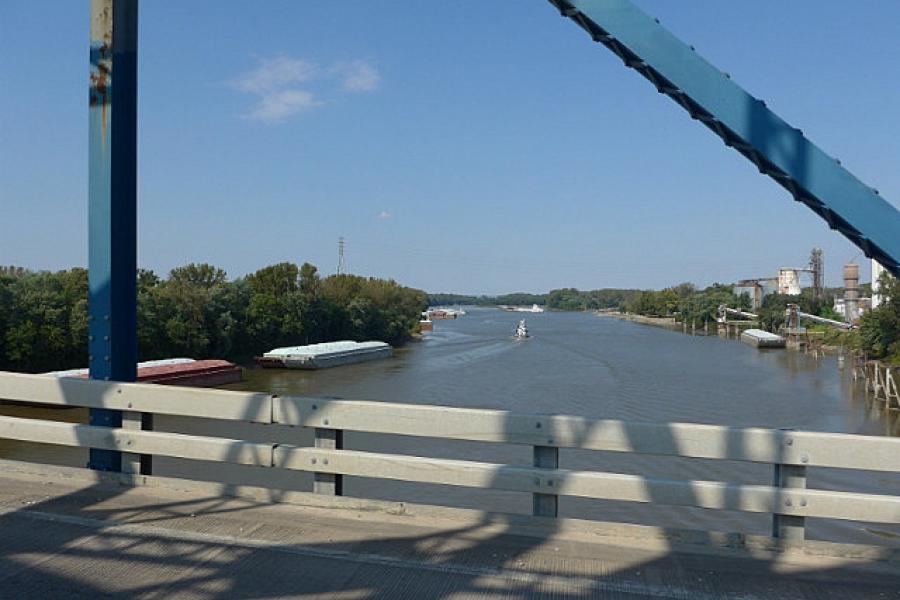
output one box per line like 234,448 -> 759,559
428,288 -> 640,311
625,282 -> 750,324
427,292 -> 548,307
0,262 -> 427,373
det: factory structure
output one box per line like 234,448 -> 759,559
734,248 -> 825,309
832,262 -> 865,322
872,259 -> 888,310
733,248 -> 891,324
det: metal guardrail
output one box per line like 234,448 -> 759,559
1,371 -> 899,542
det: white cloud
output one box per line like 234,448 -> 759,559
247,89 -> 321,122
339,60 -> 380,92
376,210 -> 392,220
233,56 -> 317,94
232,56 -> 380,122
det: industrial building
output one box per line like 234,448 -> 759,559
872,258 -> 888,309
733,248 -> 823,309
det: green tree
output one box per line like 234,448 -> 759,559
858,274 -> 900,362
0,261 -> 428,372
247,262 -> 299,296
3,269 -> 86,372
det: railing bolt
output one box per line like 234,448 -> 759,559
801,454 -> 809,464
323,419 -> 330,426
785,438 -> 793,446
536,422 -> 542,429
311,458 -> 317,465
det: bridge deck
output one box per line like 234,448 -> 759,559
0,461 -> 898,599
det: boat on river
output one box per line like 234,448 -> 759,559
427,307 -> 465,319
513,319 -> 530,340
740,329 -> 785,349
44,358 -> 242,387
255,341 -> 392,369
499,304 -> 545,313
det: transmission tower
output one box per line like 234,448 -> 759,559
337,237 -> 346,275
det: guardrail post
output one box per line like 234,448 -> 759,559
314,427 -> 343,495
772,445 -> 806,541
533,444 -> 558,517
121,411 -> 152,475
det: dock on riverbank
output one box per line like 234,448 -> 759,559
854,359 -> 900,410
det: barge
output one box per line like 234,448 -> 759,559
255,341 -> 392,370
499,304 -> 545,313
740,329 -> 786,349
45,358 -> 243,387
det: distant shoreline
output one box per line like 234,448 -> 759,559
595,311 -> 680,330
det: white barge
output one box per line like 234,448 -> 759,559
255,341 -> 392,370
740,329 -> 785,349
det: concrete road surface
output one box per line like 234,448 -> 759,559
0,460 -> 898,599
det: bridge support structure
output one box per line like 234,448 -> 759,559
551,0 -> 900,277
88,0 -> 143,473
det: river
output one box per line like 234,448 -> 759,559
3,308 -> 898,545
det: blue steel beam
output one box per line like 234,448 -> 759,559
550,0 -> 900,277
88,0 -> 138,472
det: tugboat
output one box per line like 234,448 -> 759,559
513,319 -> 530,340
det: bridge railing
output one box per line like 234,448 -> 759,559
1,371 -> 899,543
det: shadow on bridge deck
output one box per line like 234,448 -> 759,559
1,461 -> 898,600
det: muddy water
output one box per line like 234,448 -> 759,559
3,308 -> 898,545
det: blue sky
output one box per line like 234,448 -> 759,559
1,1 -> 898,294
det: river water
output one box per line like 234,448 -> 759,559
3,308 -> 899,545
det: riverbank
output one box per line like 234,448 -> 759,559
595,311 -> 681,331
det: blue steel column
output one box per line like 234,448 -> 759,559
88,0 -> 138,472
550,0 -> 900,277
